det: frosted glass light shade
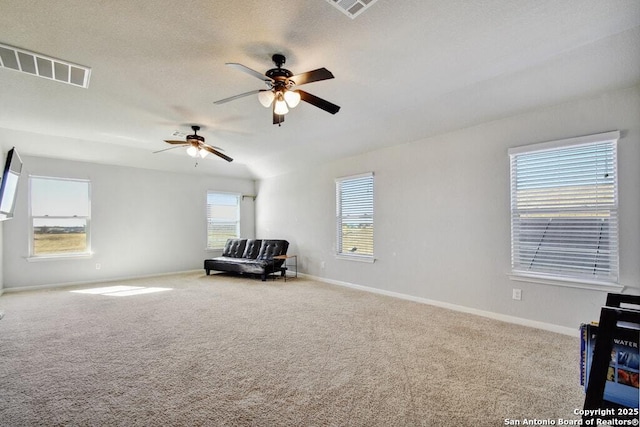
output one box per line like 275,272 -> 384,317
274,96 -> 289,115
199,148 -> 208,158
284,90 -> 301,108
186,145 -> 198,157
258,90 -> 275,107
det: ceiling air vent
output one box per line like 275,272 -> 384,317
0,43 -> 91,88
325,0 -> 378,19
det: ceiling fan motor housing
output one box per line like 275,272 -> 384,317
266,54 -> 295,91
266,68 -> 293,89
187,134 -> 205,143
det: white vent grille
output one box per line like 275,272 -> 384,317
0,43 -> 91,88
325,0 -> 378,19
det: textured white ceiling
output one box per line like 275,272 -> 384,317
0,0 -> 638,179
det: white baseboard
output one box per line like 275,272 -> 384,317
299,273 -> 579,337
1,269 -> 203,294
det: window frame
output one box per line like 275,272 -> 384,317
335,172 -> 375,262
206,191 -> 241,251
28,175 -> 92,260
508,131 -> 620,289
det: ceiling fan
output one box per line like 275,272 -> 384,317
214,54 -> 340,126
154,125 -> 233,162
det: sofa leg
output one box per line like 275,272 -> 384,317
261,273 -> 266,281
205,269 -> 210,276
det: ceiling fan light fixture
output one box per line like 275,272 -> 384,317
258,90 -> 275,108
199,148 -> 209,158
284,90 -> 301,108
274,93 -> 289,115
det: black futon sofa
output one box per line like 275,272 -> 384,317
204,238 -> 289,281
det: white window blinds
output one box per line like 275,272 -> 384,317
509,131 -> 619,284
336,173 -> 374,258
206,192 -> 240,250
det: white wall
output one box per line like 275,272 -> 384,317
256,85 -> 640,330
3,156 -> 255,289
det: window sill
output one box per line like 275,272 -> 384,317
27,253 -> 93,262
336,254 -> 375,263
508,272 -> 624,292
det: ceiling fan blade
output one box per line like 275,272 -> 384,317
202,144 -> 233,162
289,68 -> 334,87
226,63 -> 272,83
153,145 -> 185,154
214,89 -> 262,105
164,140 -> 190,145
297,90 -> 341,114
273,103 -> 285,125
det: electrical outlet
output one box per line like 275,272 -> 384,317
512,289 -> 522,300
95,263 -> 101,270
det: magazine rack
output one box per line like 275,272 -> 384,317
583,293 -> 640,422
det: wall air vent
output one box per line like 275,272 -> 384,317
0,43 -> 91,88
325,0 -> 378,19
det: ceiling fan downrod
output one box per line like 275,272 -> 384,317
272,54 -> 286,68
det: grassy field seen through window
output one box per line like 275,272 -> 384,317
341,225 -> 373,256
34,233 -> 87,255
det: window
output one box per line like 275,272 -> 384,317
509,131 -> 619,285
336,172 -> 374,260
30,176 -> 91,257
207,192 -> 240,250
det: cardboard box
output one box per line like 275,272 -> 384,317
580,322 -> 640,408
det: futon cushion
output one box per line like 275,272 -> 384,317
242,239 -> 262,259
257,240 -> 289,260
221,239 -> 247,258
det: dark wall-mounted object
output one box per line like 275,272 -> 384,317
0,147 -> 23,221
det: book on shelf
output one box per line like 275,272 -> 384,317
580,322 -> 639,408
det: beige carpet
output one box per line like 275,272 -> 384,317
0,272 -> 585,426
